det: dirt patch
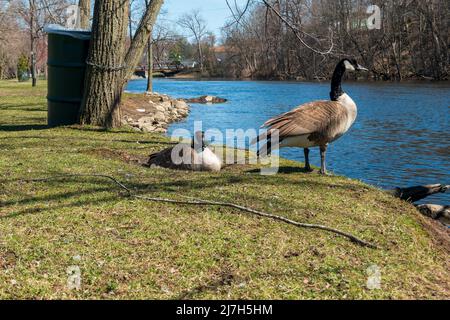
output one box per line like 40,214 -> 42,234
0,248 -> 17,269
418,214 -> 450,255
84,148 -> 148,166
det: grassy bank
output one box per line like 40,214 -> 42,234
0,80 -> 448,299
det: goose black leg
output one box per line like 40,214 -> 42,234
319,145 -> 328,175
304,148 -> 313,172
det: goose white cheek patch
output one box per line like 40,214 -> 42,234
344,60 -> 356,71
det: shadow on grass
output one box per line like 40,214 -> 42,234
0,162 -> 369,221
175,269 -> 235,299
0,134 -> 176,147
0,124 -> 48,131
67,126 -> 137,134
246,166 -> 313,175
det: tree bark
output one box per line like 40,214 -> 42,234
197,39 -> 204,73
78,0 -> 90,30
78,0 -> 129,128
79,0 -> 164,128
29,0 -> 37,87
146,40 -> 153,92
144,0 -> 154,93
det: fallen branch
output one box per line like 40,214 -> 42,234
389,184 -> 449,203
21,174 -> 378,249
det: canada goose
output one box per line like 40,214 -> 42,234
146,131 -> 222,172
255,58 -> 368,175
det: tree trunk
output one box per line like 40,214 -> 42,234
197,40 -> 204,73
144,0 -> 154,93
78,0 -> 129,128
78,0 -> 90,29
29,0 -> 37,87
128,3 -> 133,41
79,0 -> 164,128
146,40 -> 153,92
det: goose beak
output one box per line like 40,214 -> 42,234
357,65 -> 369,72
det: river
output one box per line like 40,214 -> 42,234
127,78 -> 450,204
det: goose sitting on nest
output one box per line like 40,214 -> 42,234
146,131 -> 222,172
254,58 -> 368,175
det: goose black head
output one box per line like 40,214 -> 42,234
191,131 -> 206,152
330,58 -> 369,101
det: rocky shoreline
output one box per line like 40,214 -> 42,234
121,92 -> 190,133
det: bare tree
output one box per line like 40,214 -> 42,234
223,0 -> 449,81
178,10 -> 208,72
13,0 -> 70,86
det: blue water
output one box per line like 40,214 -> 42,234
127,79 -> 450,204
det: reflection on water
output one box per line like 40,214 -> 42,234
127,79 -> 450,204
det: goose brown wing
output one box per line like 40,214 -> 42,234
262,101 -> 347,139
147,144 -> 194,170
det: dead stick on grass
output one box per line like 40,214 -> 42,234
21,174 -> 379,249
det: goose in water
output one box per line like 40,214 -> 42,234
146,131 -> 222,172
254,58 -> 368,175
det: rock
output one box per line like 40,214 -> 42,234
160,101 -> 172,111
139,123 -> 156,132
185,95 -> 227,104
122,92 -> 190,133
137,116 -> 155,125
153,111 -> 167,122
154,127 -> 167,133
154,104 -> 166,113
175,100 -> 189,109
417,204 -> 450,225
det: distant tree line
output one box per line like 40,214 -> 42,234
0,0 -> 72,83
220,0 -> 449,81
1,0 -> 448,83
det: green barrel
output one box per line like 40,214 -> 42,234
47,29 -> 90,127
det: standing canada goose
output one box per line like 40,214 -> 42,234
146,131 -> 222,172
255,58 -> 368,175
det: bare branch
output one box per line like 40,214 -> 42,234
21,174 -> 379,249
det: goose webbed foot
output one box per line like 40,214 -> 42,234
304,164 -> 314,173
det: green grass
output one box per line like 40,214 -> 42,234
0,80 -> 448,299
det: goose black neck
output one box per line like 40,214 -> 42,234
330,61 -> 346,101
191,138 -> 206,152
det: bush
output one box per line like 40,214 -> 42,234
17,54 -> 29,82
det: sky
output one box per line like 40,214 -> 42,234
161,0 -> 249,39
